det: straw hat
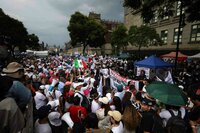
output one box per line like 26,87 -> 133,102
108,110 -> 122,122
99,97 -> 109,104
3,62 -> 24,73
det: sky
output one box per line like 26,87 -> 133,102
0,0 -> 124,46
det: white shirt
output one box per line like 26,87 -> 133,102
91,100 -> 100,113
46,90 -> 62,100
34,119 -> 52,133
111,121 -> 124,133
34,91 -> 47,110
159,107 -> 186,127
114,91 -> 125,101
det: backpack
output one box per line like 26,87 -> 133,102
0,76 -> 13,101
152,113 -> 165,133
77,92 -> 91,113
166,110 -> 187,133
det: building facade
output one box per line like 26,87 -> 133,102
124,2 -> 200,55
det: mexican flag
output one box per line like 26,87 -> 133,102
74,59 -> 87,69
74,58 -> 79,69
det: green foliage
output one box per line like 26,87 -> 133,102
0,8 -> 35,56
67,12 -> 106,54
128,25 -> 162,50
111,24 -> 128,53
27,34 -> 40,50
123,0 -> 200,23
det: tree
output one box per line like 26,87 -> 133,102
27,34 -> 40,50
123,0 -> 200,23
111,24 -> 128,54
68,12 -> 106,54
128,25 -> 162,57
0,8 -> 28,57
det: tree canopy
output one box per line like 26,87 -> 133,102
0,8 -> 41,57
128,25 -> 162,57
111,24 -> 128,54
123,0 -> 200,23
67,12 -> 106,54
27,34 -> 40,50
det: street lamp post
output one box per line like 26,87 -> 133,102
175,0 -> 184,74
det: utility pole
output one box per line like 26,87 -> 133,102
175,0 -> 184,74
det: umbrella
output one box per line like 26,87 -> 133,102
146,81 -> 188,106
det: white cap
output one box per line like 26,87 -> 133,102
39,85 -> 45,90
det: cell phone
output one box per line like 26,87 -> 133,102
78,110 -> 81,118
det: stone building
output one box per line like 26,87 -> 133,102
124,1 -> 200,56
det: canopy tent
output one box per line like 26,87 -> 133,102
188,53 -> 200,59
135,55 -> 173,81
135,55 -> 173,69
160,51 -> 187,61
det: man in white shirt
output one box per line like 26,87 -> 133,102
34,85 -> 47,110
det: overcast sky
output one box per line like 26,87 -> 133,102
0,0 -> 124,46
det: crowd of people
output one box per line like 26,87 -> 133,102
0,54 -> 200,133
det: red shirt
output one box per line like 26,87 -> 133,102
68,105 -> 87,123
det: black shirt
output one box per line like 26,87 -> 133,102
137,109 -> 155,133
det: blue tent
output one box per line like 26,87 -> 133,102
135,55 -> 173,68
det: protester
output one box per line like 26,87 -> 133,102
108,110 -> 124,133
122,104 -> 141,133
34,105 -> 52,133
2,62 -> 32,111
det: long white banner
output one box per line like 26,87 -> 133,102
109,69 -> 139,90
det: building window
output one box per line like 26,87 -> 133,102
190,24 -> 200,42
163,7 -> 169,20
173,28 -> 183,43
176,1 -> 185,16
151,10 -> 158,23
161,30 -> 168,44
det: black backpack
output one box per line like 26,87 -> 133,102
77,92 -> 91,113
0,76 -> 13,101
166,110 -> 187,133
152,113 -> 165,133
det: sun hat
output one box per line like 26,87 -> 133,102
48,112 -> 62,126
99,97 -> 109,104
108,110 -> 122,122
3,62 -> 24,73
